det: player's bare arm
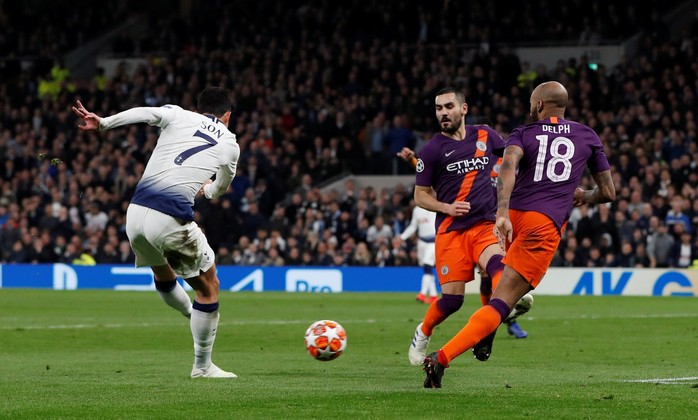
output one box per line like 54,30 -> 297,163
414,185 -> 470,217
573,170 -> 616,206
71,100 -> 102,131
494,145 -> 523,249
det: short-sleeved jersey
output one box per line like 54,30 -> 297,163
507,116 -> 610,229
415,125 -> 505,234
100,105 -> 239,221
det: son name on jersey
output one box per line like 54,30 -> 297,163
201,120 -> 226,139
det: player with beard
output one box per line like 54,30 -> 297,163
407,87 -> 533,370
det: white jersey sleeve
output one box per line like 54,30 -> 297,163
400,207 -> 419,240
99,106 -> 177,130
203,153 -> 239,199
100,105 -> 239,221
413,206 -> 436,241
400,206 -> 436,241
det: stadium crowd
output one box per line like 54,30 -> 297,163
1,1 -> 697,269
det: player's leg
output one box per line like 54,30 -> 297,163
409,280 -> 465,365
184,263 -> 235,378
150,215 -> 235,378
409,230 -> 470,365
477,243 -> 505,291
422,230 -> 469,335
126,204 -> 192,318
479,272 -> 492,306
503,292 -> 534,338
423,269 -> 531,388
478,239 -> 534,340
471,235 -> 506,361
443,267 -> 531,361
423,265 -> 438,304
424,211 -> 559,387
151,264 -> 192,318
420,240 -> 438,303
479,270 -> 531,340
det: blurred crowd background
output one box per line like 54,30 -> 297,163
1,0 -> 698,269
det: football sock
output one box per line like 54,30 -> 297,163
439,298 -> 510,365
420,273 -> 430,295
190,301 -> 220,369
479,274 -> 492,306
422,293 -> 463,336
155,279 -> 192,317
485,254 -> 504,291
425,274 -> 437,297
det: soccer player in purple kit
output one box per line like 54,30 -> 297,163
407,87 -> 532,367
422,81 -> 615,388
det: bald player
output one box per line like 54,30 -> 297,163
422,81 -> 615,388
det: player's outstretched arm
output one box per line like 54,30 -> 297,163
573,170 -> 616,206
72,100 -> 102,131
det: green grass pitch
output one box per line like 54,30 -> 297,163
1,290 -> 696,419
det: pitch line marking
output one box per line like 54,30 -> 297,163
625,377 -> 698,384
0,319 -> 378,331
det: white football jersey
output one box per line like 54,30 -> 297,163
100,105 -> 239,220
400,205 -> 436,241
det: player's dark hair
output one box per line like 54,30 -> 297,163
197,87 -> 234,117
435,87 -> 466,104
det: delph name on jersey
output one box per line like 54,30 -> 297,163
446,156 -> 489,174
542,124 -> 571,134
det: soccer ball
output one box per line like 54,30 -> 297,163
304,320 -> 347,361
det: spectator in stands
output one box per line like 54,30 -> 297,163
84,201 -> 108,234
352,242 -> 373,266
665,196 -> 692,235
647,222 -> 676,268
117,240 -> 136,264
366,215 -> 393,248
671,231 -> 695,268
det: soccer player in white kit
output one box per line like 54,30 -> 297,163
399,205 -> 439,303
72,87 -> 240,378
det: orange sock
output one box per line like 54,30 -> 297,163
480,256 -> 503,305
421,299 -> 445,336
479,293 -> 490,306
479,275 -> 492,306
490,270 -> 501,292
439,305 -> 502,364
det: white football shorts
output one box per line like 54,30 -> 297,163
126,203 -> 215,279
417,240 -> 436,266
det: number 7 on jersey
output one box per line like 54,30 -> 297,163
174,130 -> 219,165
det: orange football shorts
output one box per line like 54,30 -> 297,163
502,209 -> 566,288
435,220 -> 498,285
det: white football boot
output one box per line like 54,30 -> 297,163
408,323 -> 431,366
191,363 -> 237,379
505,293 -> 534,323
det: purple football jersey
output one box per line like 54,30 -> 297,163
507,117 -> 611,228
415,125 -> 505,233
